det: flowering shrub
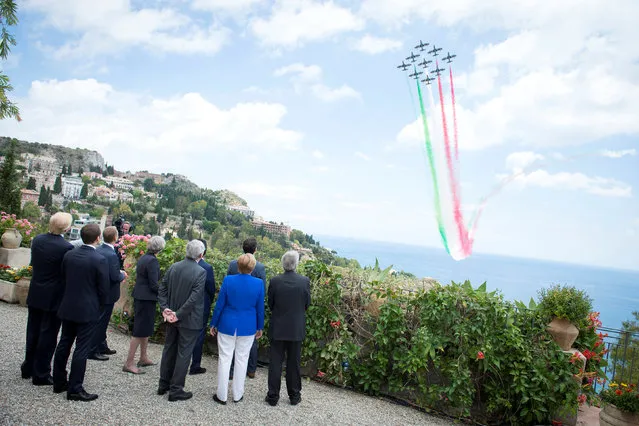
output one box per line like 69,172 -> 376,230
0,264 -> 32,282
573,311 -> 609,406
601,382 -> 639,412
116,233 -> 151,263
0,212 -> 37,247
537,284 -> 593,329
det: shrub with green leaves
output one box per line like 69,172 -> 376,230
537,284 -> 593,329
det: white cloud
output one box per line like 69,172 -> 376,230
341,201 -> 376,209
505,151 -> 545,172
312,150 -> 324,159
353,34 -> 402,54
355,151 -> 371,161
383,0 -> 639,150
192,0 -> 265,13
228,182 -> 308,200
600,149 -> 637,159
274,63 -> 360,102
511,169 -> 632,198
0,79 -> 302,160
250,0 -> 364,48
24,0 -> 229,58
311,165 -> 330,173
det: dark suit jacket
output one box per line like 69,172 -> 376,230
26,233 -> 74,312
57,245 -> 110,323
227,259 -> 266,289
199,259 -> 216,311
268,271 -> 311,341
132,253 -> 161,301
158,258 -> 206,330
96,243 -> 125,304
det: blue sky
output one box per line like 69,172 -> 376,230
1,0 -> 637,270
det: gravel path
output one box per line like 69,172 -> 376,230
0,302 -> 453,426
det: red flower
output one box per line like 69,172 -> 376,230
577,394 -> 587,404
330,320 -> 341,329
476,351 -> 485,360
316,371 -> 325,378
616,389 -> 623,396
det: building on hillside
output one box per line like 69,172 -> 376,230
82,171 -> 103,179
103,176 -> 134,190
227,204 -> 255,218
119,191 -> 133,202
251,219 -> 291,237
28,172 -> 56,192
20,189 -> 39,208
90,186 -> 119,202
131,170 -> 162,185
22,154 -> 59,176
61,176 -> 84,199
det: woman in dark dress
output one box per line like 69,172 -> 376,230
122,236 -> 165,374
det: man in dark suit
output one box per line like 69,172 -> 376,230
265,250 -> 311,407
52,224 -> 109,401
90,226 -> 127,360
227,237 -> 266,378
158,239 -> 206,402
189,238 -> 216,375
21,212 -> 74,385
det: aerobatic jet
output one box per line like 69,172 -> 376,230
415,40 -> 429,51
443,52 -> 457,63
421,75 -> 435,85
428,45 -> 443,56
396,61 -> 410,71
409,70 -> 424,80
430,66 -> 445,76
418,59 -> 432,68
405,52 -> 420,63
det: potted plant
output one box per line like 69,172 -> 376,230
600,382 -> 639,426
537,284 -> 593,350
14,265 -> 33,306
0,264 -> 18,303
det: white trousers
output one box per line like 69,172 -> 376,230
216,332 -> 255,402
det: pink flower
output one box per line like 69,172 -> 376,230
25,231 -> 31,236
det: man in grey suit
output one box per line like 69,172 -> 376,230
157,240 -> 206,402
265,251 -> 311,407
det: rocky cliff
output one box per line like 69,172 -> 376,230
0,137 -> 105,171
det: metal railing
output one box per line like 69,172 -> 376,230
592,326 -> 639,392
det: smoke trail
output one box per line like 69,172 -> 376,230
414,69 -> 451,254
449,66 -> 460,162
436,61 -> 470,257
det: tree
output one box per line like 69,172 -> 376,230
188,200 -> 207,220
53,174 -> 62,194
61,164 -> 67,175
0,0 -> 19,121
21,201 -> 40,221
0,138 -> 21,213
37,185 -> 47,206
80,182 -> 88,199
67,163 -> 72,175
611,311 -> 639,384
143,178 -> 156,192
177,216 -> 188,239
26,176 -> 36,190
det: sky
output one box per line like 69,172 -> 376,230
1,0 -> 638,270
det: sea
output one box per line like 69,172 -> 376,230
317,235 -> 639,331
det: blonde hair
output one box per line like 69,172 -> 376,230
49,212 -> 73,234
102,226 -> 118,244
237,253 -> 256,274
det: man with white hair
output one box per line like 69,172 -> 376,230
157,239 -> 206,402
265,251 -> 311,407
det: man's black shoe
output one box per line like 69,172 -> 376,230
265,396 -> 278,406
290,397 -> 301,406
88,354 -> 109,361
67,390 -> 98,402
157,387 -> 169,396
189,367 -> 206,375
101,348 -> 117,355
32,376 -> 54,386
53,382 -> 68,394
168,391 -> 193,402
20,362 -> 31,379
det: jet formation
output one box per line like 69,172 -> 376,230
397,40 -> 455,83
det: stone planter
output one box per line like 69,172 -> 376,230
600,404 -> 639,426
15,277 -> 30,306
1,228 -> 22,249
0,278 -> 18,303
547,317 -> 579,350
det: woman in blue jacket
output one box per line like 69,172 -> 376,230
210,253 -> 264,404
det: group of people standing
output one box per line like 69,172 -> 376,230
20,212 -> 312,407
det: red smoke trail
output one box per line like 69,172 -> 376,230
449,66 -> 460,162
436,60 -> 470,256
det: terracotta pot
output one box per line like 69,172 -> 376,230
15,277 -> 30,307
547,317 -> 579,351
1,228 -> 22,249
600,404 -> 639,426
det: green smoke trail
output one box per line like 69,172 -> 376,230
414,70 -> 450,254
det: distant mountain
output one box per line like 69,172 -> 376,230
0,136 -> 105,171
214,189 -> 247,206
